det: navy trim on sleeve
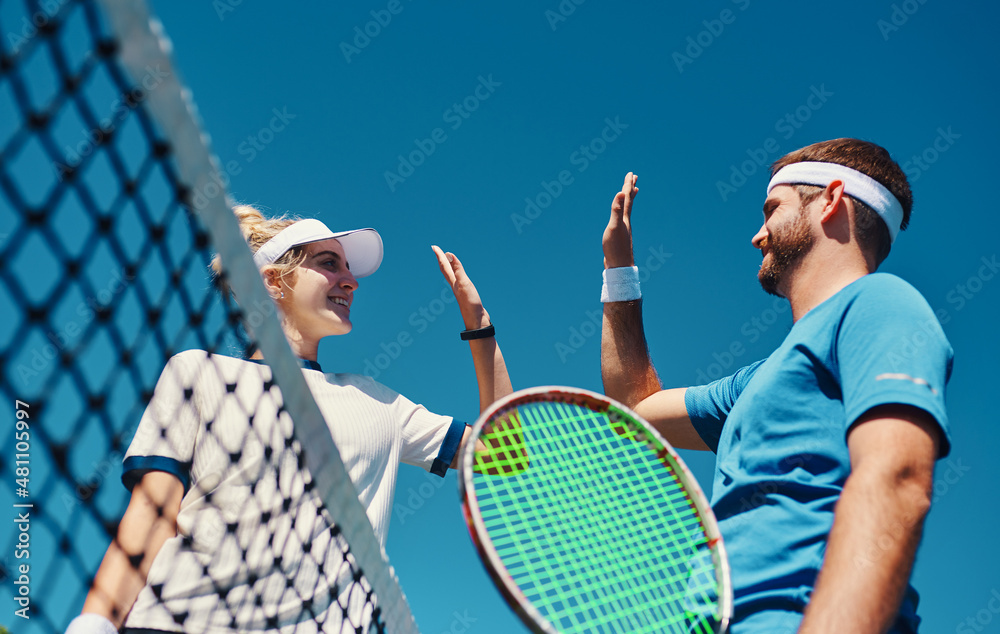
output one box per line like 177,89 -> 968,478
246,357 -> 323,372
122,456 -> 191,493
430,419 -> 467,477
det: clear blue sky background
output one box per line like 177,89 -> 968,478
4,0 -> 999,632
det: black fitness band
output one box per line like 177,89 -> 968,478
460,324 -> 495,340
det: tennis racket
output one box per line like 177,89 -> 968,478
459,386 -> 731,634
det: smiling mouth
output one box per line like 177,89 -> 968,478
328,296 -> 349,309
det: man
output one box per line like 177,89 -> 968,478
600,139 -> 952,633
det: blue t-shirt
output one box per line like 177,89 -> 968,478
684,273 -> 953,633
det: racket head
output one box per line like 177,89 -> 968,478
459,386 -> 731,634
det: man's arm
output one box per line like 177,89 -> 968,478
600,173 -> 708,451
798,404 -> 940,633
78,471 -> 184,629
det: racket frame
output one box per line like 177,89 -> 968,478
459,385 -> 732,634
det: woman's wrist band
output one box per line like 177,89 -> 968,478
460,324 -> 495,340
601,266 -> 641,302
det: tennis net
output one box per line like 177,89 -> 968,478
0,0 -> 416,631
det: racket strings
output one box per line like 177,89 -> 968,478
508,407 -> 690,632
533,406 -> 702,603
520,405 -> 651,631
552,405 -> 714,632
471,400 -> 722,633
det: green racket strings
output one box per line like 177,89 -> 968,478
471,400 -> 721,633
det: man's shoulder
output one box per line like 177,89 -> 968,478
835,274 -> 949,347
853,272 -> 922,296
841,273 -> 931,313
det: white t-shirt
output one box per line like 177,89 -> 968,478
121,350 -> 463,633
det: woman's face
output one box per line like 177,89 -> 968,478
280,238 -> 358,342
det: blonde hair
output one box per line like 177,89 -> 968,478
211,204 -> 308,298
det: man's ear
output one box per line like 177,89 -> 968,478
819,180 -> 848,225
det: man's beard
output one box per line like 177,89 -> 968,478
758,210 -> 814,297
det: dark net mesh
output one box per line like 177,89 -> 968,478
0,1 -> 406,632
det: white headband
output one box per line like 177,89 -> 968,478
766,161 -> 904,244
251,218 -> 384,277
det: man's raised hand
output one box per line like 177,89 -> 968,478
603,172 -> 639,269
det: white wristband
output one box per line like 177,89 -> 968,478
601,266 -> 641,302
66,614 -> 118,634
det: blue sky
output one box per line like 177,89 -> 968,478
3,0 -> 999,632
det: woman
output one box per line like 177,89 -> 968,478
66,205 -> 512,633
